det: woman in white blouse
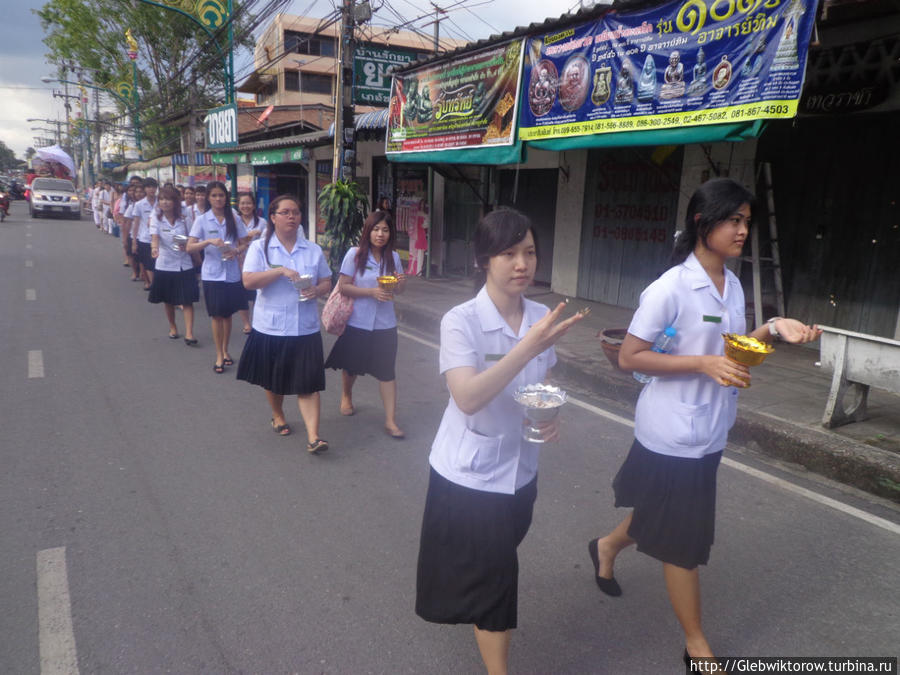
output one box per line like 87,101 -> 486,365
324,210 -> 407,438
415,208 -> 584,675
148,186 -> 198,344
237,195 -> 332,454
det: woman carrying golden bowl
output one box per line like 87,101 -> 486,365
588,178 -> 820,670
324,210 -> 408,438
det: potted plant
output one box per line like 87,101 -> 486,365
318,179 -> 369,280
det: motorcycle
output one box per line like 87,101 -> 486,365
0,192 -> 9,222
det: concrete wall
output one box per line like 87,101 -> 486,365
551,150 -> 588,297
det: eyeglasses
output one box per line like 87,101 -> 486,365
275,210 -> 301,217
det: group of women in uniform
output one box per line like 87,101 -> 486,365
107,175 -> 820,673
110,178 -> 409,454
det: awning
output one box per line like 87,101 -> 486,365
525,121 -> 768,152
387,141 -> 524,166
247,146 -> 309,166
211,151 -> 248,164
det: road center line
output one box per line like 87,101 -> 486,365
27,289 -> 37,301
397,328 -> 900,535
28,350 -> 45,378
36,547 -> 80,675
27,243 -> 33,249
26,260 -> 34,267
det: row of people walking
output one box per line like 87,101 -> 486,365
107,176 -> 407,454
102,175 -> 820,673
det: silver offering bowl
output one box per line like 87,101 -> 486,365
513,384 -> 568,443
292,274 -> 314,301
171,234 -> 189,251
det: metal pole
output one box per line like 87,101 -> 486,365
94,86 -> 102,177
132,61 -> 143,158
332,0 -> 355,182
227,0 -> 234,104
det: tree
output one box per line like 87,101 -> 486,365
25,147 -> 37,160
0,140 -> 19,171
35,0 -> 266,157
319,180 -> 369,280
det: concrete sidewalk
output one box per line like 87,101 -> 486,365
391,276 -> 900,503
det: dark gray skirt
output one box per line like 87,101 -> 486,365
324,325 -> 397,382
202,280 -> 248,318
236,330 -> 325,395
613,439 -> 722,570
415,468 -> 537,632
148,269 -> 199,306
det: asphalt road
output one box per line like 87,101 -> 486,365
2,199 -> 898,674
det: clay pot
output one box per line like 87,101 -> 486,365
598,328 -> 630,372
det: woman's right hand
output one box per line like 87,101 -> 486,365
701,355 -> 751,387
520,302 -> 585,357
207,237 -> 225,248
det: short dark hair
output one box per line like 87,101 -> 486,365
472,207 -> 535,291
143,177 -> 158,188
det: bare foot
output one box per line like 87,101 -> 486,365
595,538 -> 617,579
340,399 -> 354,416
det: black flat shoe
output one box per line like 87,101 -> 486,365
213,363 -> 225,374
588,538 -> 622,597
184,338 -> 198,346
168,333 -> 179,339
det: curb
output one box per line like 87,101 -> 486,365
396,301 -> 900,503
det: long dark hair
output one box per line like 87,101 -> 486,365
237,190 -> 262,230
207,181 -> 237,242
355,210 -> 397,277
262,194 -> 302,266
472,207 -> 535,292
155,185 -> 183,223
671,178 -> 756,266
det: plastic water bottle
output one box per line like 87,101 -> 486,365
633,326 -> 677,384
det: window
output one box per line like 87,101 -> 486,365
282,70 -> 331,95
284,30 -> 336,57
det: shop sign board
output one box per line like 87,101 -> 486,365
250,149 -> 286,166
386,40 -> 525,154
205,103 -> 238,149
518,0 -> 816,141
354,45 -> 426,106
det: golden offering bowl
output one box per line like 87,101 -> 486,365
377,275 -> 399,291
722,333 -> 774,367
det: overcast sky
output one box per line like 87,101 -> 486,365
0,0 -> 583,159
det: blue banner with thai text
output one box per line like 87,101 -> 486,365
518,0 -> 816,140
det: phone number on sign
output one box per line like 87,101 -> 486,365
592,225 -> 669,243
595,203 -> 671,221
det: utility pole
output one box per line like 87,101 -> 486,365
94,86 -> 102,177
332,0 -> 356,182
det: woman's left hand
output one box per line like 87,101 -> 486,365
533,417 -> 560,443
300,286 -> 318,301
773,318 -> 822,344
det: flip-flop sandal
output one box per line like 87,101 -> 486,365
213,363 -> 225,374
168,333 -> 179,339
307,439 -> 329,454
270,419 -> 291,436
385,426 -> 406,439
223,357 -> 234,366
340,406 -> 355,416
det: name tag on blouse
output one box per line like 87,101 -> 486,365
209,228 -> 218,234
485,353 -> 505,362
702,315 -> 722,323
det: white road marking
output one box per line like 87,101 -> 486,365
27,232 -> 33,237
398,328 -> 900,535
28,350 -> 45,378
27,243 -> 33,249
26,260 -> 34,267
27,289 -> 37,301
36,547 -> 80,675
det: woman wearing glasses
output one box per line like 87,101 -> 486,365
237,195 -> 332,454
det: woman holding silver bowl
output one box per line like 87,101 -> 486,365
186,182 -> 249,374
324,210 -> 407,438
148,185 -> 198,345
236,195 -> 332,454
588,178 -> 820,669
415,208 -> 584,675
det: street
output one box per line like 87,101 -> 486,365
2,199 -> 898,674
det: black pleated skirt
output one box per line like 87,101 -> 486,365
236,330 -> 325,395
148,269 -> 200,306
203,280 -> 248,318
324,325 -> 398,382
613,439 -> 722,570
137,241 -> 155,270
415,468 -> 537,632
